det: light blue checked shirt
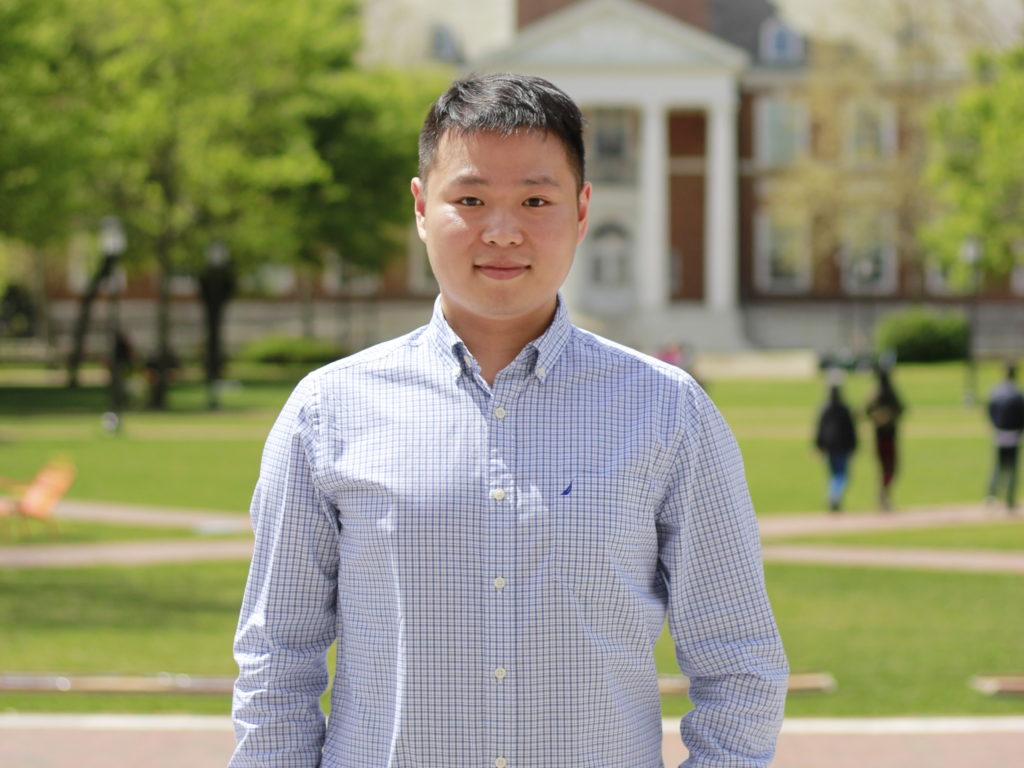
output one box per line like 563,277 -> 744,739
231,297 -> 787,768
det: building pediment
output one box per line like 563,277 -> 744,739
475,0 -> 749,72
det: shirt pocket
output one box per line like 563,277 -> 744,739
549,470 -> 661,588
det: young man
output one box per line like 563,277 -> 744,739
230,73 -> 787,768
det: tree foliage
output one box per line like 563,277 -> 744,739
925,47 -> 1024,286
0,0 -> 98,247
0,0 -> 445,405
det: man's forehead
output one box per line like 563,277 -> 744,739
437,126 -> 554,153
432,128 -> 568,178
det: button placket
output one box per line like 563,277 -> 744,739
484,380 -> 521,765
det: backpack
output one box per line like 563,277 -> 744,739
991,390 -> 1024,431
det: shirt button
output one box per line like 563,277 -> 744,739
535,366 -> 546,379
490,488 -> 506,501
493,576 -> 507,590
495,758 -> 508,768
494,406 -> 507,419
494,666 -> 507,680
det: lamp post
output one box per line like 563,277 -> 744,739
100,216 -> 126,432
960,235 -> 982,406
199,241 -> 235,410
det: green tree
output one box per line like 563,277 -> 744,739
72,0 -> 360,407
0,0 -> 101,347
925,46 -> 1024,287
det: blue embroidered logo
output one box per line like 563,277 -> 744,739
560,480 -> 573,496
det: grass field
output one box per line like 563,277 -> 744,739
0,360 -> 1011,515
1,360 -> 1021,719
1,560 -> 1021,717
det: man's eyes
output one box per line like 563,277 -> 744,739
454,197 -> 549,207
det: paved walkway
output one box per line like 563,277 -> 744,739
1,499 -> 1020,572
2,714 -> 1022,768
2,501 -> 1023,766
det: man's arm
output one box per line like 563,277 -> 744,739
658,381 -> 788,768
230,374 -> 341,768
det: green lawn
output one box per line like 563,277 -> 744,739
0,361 -> 1010,516
658,563 -> 1024,718
1,360 -> 1021,719
2,560 -> 1021,717
0,561 -> 247,715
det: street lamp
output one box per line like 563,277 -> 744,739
100,216 -> 126,432
199,241 -> 235,410
960,235 -> 982,406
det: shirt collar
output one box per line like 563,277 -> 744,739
424,294 -> 573,382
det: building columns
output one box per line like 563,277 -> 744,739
705,97 -> 739,311
636,100 -> 669,310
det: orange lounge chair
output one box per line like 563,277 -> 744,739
0,459 -> 76,537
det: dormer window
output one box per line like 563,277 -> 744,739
759,16 -> 805,66
431,23 -> 464,64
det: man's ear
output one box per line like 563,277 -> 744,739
411,177 -> 427,241
576,181 -> 592,244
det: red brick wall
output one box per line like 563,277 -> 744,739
668,110 -> 707,301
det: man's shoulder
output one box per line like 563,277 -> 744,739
567,326 -> 697,390
287,326 -> 431,405
309,326 -> 429,378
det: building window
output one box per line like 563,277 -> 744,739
755,96 -> 808,167
840,214 -> 898,295
584,108 -> 638,184
759,17 -> 805,65
589,223 -> 632,288
431,23 -> 464,64
844,100 -> 897,166
755,212 -> 811,294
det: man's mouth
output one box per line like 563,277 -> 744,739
476,264 -> 529,280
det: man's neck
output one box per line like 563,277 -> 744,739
443,304 -> 556,386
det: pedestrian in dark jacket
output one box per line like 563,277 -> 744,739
986,362 -> 1024,511
816,380 -> 858,512
866,366 -> 904,511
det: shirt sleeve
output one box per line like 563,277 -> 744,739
657,380 -> 788,768
230,373 -> 341,767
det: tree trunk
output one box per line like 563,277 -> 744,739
66,254 -> 116,388
299,267 -> 315,339
199,261 -> 236,410
146,249 -> 174,410
31,250 -> 54,352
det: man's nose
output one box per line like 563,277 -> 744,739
482,209 -> 524,247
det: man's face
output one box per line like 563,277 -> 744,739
411,129 -> 591,335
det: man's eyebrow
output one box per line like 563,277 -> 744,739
522,174 -> 561,187
448,174 -> 562,187
451,174 -> 487,186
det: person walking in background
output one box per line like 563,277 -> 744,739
865,365 -> 905,511
986,362 -> 1024,512
815,373 -> 858,513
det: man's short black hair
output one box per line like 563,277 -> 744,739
418,72 -> 586,192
